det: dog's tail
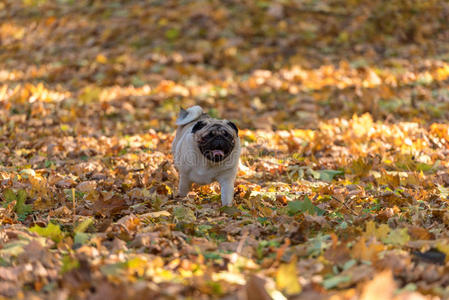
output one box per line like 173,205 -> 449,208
176,106 -> 203,126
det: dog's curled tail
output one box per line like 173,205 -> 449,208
176,106 -> 203,126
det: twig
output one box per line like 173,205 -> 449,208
275,238 -> 291,262
236,230 -> 249,254
72,188 -> 76,223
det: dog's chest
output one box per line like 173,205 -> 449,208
189,166 -> 217,185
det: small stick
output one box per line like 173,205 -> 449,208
72,188 -> 76,222
236,230 -> 249,254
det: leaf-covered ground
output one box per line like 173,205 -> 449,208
2,1 -> 449,299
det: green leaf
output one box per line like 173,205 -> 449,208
323,274 -> 351,289
417,160 -> 440,173
74,217 -> 93,233
2,189 -> 17,203
100,262 -> 127,276
342,259 -> 357,271
15,190 -> 32,219
287,200 -> 304,215
307,234 -> 331,256
2,189 -> 32,220
316,169 -> 344,182
74,232 -> 90,245
131,75 -> 145,87
203,252 -> 222,260
60,255 -> 79,274
219,206 -> 241,216
173,206 -> 196,223
165,28 -> 180,40
30,223 -> 64,243
287,196 -> 325,216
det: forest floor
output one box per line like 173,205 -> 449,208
1,1 -> 449,299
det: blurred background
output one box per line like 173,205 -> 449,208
3,2 -> 449,299
2,0 -> 449,134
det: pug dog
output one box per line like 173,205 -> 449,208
172,106 -> 240,206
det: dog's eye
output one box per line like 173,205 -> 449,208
192,121 -> 206,133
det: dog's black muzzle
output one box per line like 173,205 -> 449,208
199,133 -> 235,162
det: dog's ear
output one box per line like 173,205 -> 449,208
227,121 -> 238,135
192,121 -> 206,133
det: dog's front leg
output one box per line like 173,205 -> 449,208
178,174 -> 191,197
218,176 -> 235,206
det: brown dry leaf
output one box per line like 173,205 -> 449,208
116,214 -> 141,232
408,226 -> 434,240
55,178 -> 76,188
246,275 -> 271,300
92,193 -> 128,217
324,243 -> 351,265
76,181 -> 97,193
49,205 -> 72,218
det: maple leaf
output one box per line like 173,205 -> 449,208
92,193 -> 127,217
383,228 -> 410,246
30,223 -> 64,243
287,196 -> 325,216
173,206 -> 196,223
2,189 -> 32,221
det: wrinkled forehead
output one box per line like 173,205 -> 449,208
201,120 -> 233,132
207,120 -> 229,128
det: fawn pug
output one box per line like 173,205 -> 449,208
172,106 -> 240,206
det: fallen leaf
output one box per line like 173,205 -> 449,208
360,270 -> 396,300
276,256 -> 301,295
173,206 -> 196,223
30,223 -> 64,243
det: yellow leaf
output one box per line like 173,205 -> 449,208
383,228 -> 410,246
96,53 -> 108,64
376,224 -> 390,241
352,237 -> 384,262
364,221 -> 389,240
436,243 -> 449,262
276,256 -> 302,295
364,221 -> 376,237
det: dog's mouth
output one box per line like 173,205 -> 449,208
211,149 -> 225,159
198,135 -> 234,162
